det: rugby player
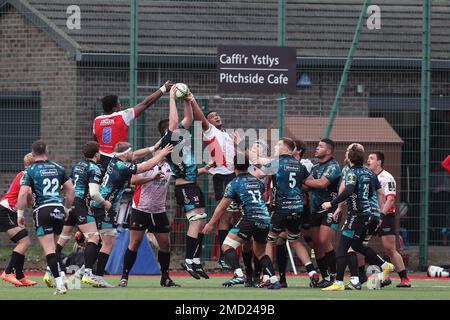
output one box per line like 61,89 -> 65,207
303,139 -> 341,288
45,142 -> 112,288
0,153 -> 37,287
158,86 -> 209,280
201,110 -> 236,269
321,145 -> 394,291
89,141 -> 173,287
16,140 -> 75,295
118,147 -> 180,288
242,140 -> 270,287
336,143 -> 384,290
257,138 -> 319,288
202,155 -> 281,289
275,140 -> 315,288
367,151 -> 411,287
93,81 -> 173,175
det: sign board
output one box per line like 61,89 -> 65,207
217,46 -> 297,93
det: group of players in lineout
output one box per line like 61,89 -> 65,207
0,81 -> 412,294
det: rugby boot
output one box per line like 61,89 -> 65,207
345,282 -> 362,290
17,276 -> 38,287
160,276 -> 181,287
43,268 -> 56,288
396,277 -> 412,288
1,272 -> 23,287
180,261 -> 201,280
193,263 -> 210,279
118,278 -> 128,287
222,275 -> 245,287
322,282 -> 345,291
309,272 -> 320,288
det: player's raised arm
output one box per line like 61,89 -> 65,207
133,80 -> 174,118
168,86 -> 179,132
189,93 -> 210,131
131,139 -> 162,161
136,144 -> 173,174
180,97 -> 193,130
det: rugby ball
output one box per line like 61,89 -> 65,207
175,83 -> 189,99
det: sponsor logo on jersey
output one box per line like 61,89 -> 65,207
387,182 -> 396,192
245,183 -> 260,189
100,119 -> 115,126
40,169 -> 58,176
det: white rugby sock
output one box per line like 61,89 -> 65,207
55,276 -> 64,288
308,270 -> 316,277
270,276 -> 278,284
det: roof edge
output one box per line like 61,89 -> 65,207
5,0 -> 81,60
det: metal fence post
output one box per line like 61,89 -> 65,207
129,0 -> 138,147
277,0 -> 286,138
420,0 -> 431,270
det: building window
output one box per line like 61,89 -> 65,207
0,91 -> 41,171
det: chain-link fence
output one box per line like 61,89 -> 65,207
1,0 -> 449,270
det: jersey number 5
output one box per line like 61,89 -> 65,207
289,172 -> 297,188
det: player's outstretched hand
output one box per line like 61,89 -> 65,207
153,172 -> 164,180
332,207 -> 341,222
103,200 -> 112,211
184,91 -> 195,102
169,85 -> 177,99
17,216 -> 25,228
202,222 -> 213,235
322,201 -> 332,210
161,144 -> 174,156
163,80 -> 174,92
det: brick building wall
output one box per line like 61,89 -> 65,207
0,7 -> 77,246
0,7 -> 78,167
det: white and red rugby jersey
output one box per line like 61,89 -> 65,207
203,124 -> 235,175
377,169 -> 397,214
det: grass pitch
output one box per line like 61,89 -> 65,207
0,275 -> 449,300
